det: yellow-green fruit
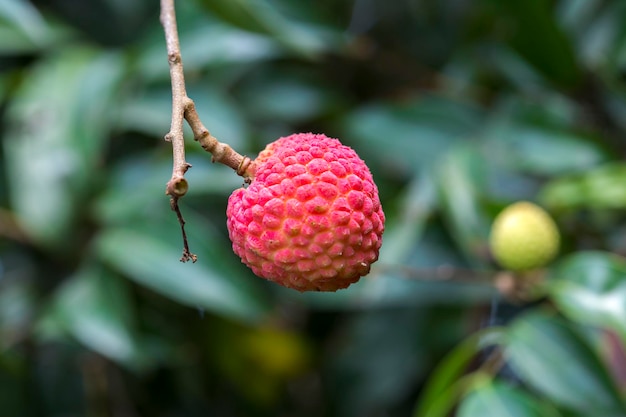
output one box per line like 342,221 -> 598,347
489,201 -> 560,271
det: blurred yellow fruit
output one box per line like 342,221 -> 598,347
212,322 -> 312,406
490,201 -> 560,271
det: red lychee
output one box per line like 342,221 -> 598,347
226,133 -> 385,291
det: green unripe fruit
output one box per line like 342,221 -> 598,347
489,201 -> 560,271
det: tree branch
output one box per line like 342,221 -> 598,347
160,0 -> 255,261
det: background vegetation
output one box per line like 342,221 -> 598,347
1,0 -> 626,416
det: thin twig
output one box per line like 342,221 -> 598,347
159,0 -> 255,261
171,198 -> 197,263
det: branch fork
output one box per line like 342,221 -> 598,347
160,0 -> 254,262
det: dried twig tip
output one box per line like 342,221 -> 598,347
166,177 -> 189,198
181,250 -> 198,263
170,196 -> 197,262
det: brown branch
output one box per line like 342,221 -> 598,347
159,0 -> 255,261
183,100 -> 255,179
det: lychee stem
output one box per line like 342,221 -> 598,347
160,0 -> 253,261
184,100 -> 255,181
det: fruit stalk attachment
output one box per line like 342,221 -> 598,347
160,0 -> 253,262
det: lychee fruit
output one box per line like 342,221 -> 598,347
489,201 -> 560,271
226,133 -> 385,291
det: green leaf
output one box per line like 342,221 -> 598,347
559,1 -> 626,72
506,311 -> 625,415
479,45 -> 547,94
135,21 -> 281,82
180,24 -> 280,69
237,70 -> 343,123
94,227 -> 270,323
0,0 -> 48,51
458,379 -> 561,417
46,266 -> 144,369
557,0 -> 603,34
116,85 -> 248,150
436,145 -> 491,265
549,251 -> 626,343
343,96 -> 482,178
198,0 -> 341,58
538,177 -> 585,211
377,169 -> 437,265
93,152 -> 242,226
540,163 -> 626,210
0,277 -> 36,349
413,327 -> 505,417
483,124 -> 606,177
496,0 -> 581,88
3,48 -> 126,249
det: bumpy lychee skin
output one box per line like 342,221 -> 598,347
227,133 -> 385,291
489,201 -> 560,272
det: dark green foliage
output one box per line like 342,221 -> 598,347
1,0 -> 626,416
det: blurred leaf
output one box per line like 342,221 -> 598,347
0,349 -> 30,415
330,309 -> 464,417
343,96 -> 483,177
377,169 -> 437,265
538,177 -> 584,211
296,273 -> 494,310
414,327 -> 505,417
117,85 -> 248,149
492,93 -> 582,129
197,0 -> 341,57
46,265 -> 144,369
457,379 -> 561,417
496,0 -> 581,88
577,3 -> 623,70
481,45 -> 547,94
4,48 -> 125,248
541,163 -> 626,210
483,123 -> 606,177
436,145 -> 491,265
93,152 -> 242,225
0,276 -> 36,349
549,251 -> 626,343
198,0 -> 282,34
604,89 -> 626,133
558,1 -> 626,72
506,311 -> 625,415
238,70 -> 343,123
114,88 -> 172,138
135,21 -> 281,81
179,24 -> 281,70
95,227 -> 270,323
92,154 -> 173,226
0,0 -> 48,51
557,0 -> 603,34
